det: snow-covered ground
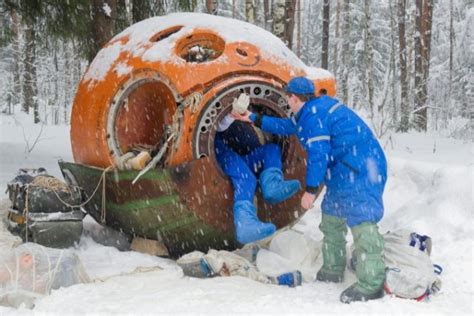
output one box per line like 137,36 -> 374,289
0,112 -> 472,314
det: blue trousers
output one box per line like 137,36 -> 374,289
215,135 -> 282,202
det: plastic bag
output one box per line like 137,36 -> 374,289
0,243 -> 90,308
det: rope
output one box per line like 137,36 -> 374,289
47,248 -> 65,293
100,168 -> 108,223
23,184 -> 30,243
47,166 -> 113,210
94,265 -> 164,283
184,92 -> 203,113
17,166 -> 113,233
132,134 -> 175,185
30,176 -> 71,192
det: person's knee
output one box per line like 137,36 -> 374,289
320,213 -> 347,237
351,223 -> 384,254
247,173 -> 257,192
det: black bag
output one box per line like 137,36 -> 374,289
7,169 -> 82,214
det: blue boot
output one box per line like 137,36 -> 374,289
259,167 -> 301,204
234,200 -> 276,244
276,271 -> 303,287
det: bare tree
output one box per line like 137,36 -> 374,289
332,0 -> 341,76
23,14 -> 38,121
296,0 -> 301,57
364,0 -> 374,114
272,0 -> 285,43
390,0 -> 398,125
272,0 -> 297,48
132,0 -> 151,23
206,0 -> 216,14
321,0 -> 329,69
398,0 -> 409,132
341,0 -> 350,104
13,115 -> 45,153
284,0 -> 297,49
414,0 -> 433,131
245,0 -> 256,23
89,0 -> 117,63
263,0 -> 271,31
63,41 -> 71,124
449,0 -> 454,96
10,6 -> 21,106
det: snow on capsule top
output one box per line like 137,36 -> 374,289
83,13 -> 334,85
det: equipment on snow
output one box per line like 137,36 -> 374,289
0,243 -> 90,308
5,169 -> 84,248
177,246 -> 302,287
383,230 -> 442,301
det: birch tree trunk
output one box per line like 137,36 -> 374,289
272,0 -> 297,49
272,0 -> 286,44
245,0 -> 256,24
321,0 -> 330,69
124,0 -> 132,25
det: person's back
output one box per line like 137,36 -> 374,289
298,95 -> 387,210
302,95 -> 377,158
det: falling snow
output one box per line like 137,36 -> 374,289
0,102 -> 472,314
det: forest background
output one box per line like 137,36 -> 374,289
0,0 -> 472,140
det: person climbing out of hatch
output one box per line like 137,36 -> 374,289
231,77 -> 387,304
215,93 -> 301,245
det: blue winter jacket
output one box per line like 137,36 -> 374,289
252,95 -> 387,227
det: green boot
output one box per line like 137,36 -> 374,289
340,222 -> 385,304
316,214 -> 347,283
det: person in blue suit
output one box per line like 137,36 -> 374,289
215,112 -> 301,245
232,77 -> 387,303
